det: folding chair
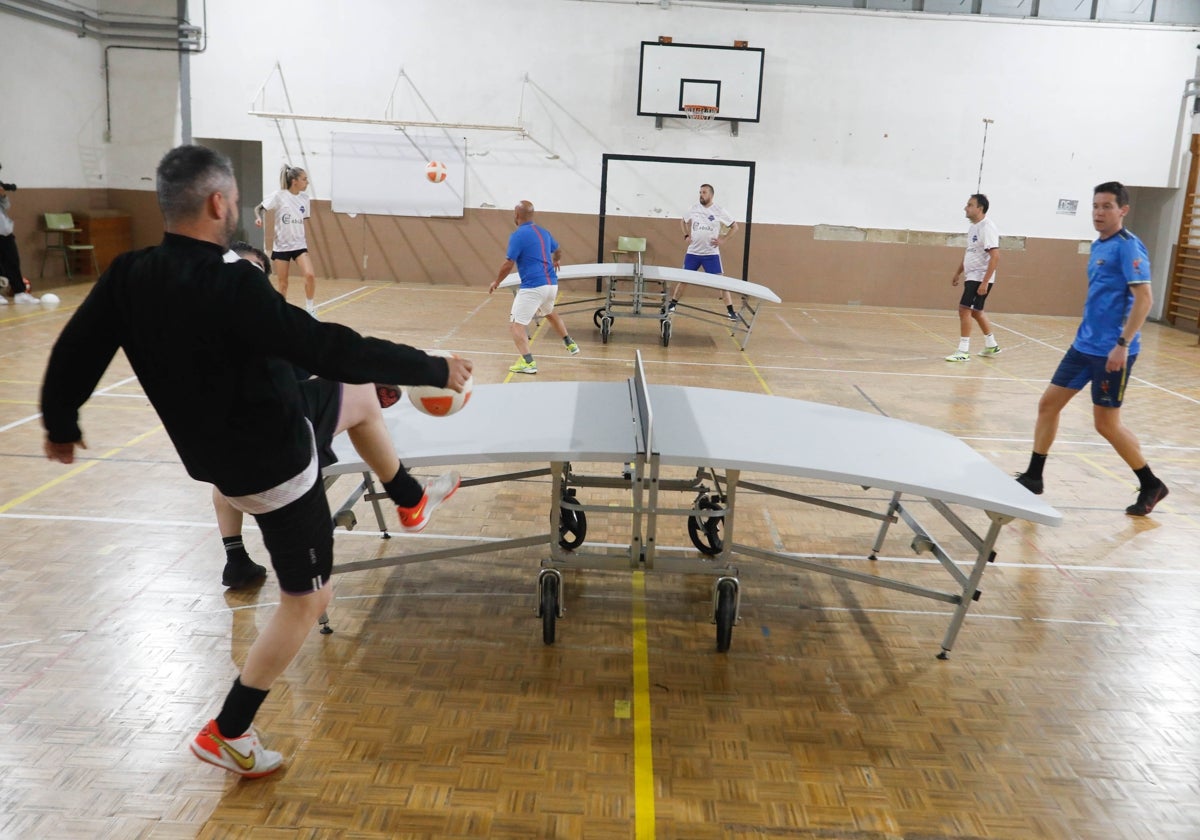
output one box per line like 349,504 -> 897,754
610,236 -> 647,270
40,213 -> 99,280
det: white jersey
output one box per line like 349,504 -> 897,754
0,194 -> 14,237
963,217 -> 999,284
684,202 -> 735,257
261,189 -> 311,252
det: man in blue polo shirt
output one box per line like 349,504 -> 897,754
1016,181 -> 1168,516
488,200 -> 579,374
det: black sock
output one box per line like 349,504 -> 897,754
383,461 -> 424,508
222,535 -> 248,561
215,677 -> 270,738
563,336 -> 573,346
523,353 -> 534,364
727,304 -> 736,315
1025,452 -> 1047,479
1134,465 -> 1158,488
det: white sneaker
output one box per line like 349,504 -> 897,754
396,471 -> 461,533
0,296 -> 7,305
191,719 -> 283,778
13,292 -> 39,305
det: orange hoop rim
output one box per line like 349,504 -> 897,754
682,104 -> 718,121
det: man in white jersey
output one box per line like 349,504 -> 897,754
946,193 -> 1001,361
666,184 -> 740,321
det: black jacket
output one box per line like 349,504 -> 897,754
41,233 -> 447,496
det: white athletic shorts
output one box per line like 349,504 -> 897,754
510,284 -> 558,325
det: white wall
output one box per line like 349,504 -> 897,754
0,15 -> 110,188
185,0 -> 1199,243
104,47 -> 180,190
0,1 -> 181,190
2,0 -> 1196,257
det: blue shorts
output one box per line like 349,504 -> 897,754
683,253 -> 723,274
1050,345 -> 1137,408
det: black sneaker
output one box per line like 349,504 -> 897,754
1015,472 -> 1043,495
1125,482 -> 1169,517
222,555 -> 267,589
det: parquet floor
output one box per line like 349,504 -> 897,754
1,279 -> 1197,840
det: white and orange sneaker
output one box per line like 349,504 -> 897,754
190,719 -> 283,778
396,471 -> 461,533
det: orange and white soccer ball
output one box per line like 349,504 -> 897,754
425,160 -> 448,183
408,350 -> 472,417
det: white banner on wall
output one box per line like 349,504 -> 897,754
331,132 -> 466,217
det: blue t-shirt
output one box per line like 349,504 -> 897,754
1073,228 -> 1150,357
507,222 -> 559,288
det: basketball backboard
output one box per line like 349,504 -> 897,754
637,41 -> 765,126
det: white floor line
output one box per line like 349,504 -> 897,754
1,510 -> 1195,576
0,374 -> 140,432
316,286 -> 370,308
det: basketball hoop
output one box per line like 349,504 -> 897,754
682,104 -> 718,131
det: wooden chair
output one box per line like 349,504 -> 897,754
611,236 -> 647,270
40,213 -> 99,280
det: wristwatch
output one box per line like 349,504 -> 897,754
1116,336 -> 1128,347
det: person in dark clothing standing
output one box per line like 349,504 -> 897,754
0,176 -> 38,304
40,145 -> 473,777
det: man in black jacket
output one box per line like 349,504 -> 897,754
40,145 -> 473,778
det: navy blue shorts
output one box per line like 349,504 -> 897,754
683,253 -> 723,274
1050,345 -> 1137,408
271,248 -> 308,262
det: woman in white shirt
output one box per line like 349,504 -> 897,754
255,165 -> 318,316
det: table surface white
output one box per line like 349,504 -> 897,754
498,262 -> 781,303
327,381 -> 1061,527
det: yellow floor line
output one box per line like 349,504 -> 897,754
631,570 -> 656,838
727,334 -> 773,395
502,317 -> 551,383
1,426 -> 163,514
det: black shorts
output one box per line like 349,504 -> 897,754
271,248 -> 308,262
253,477 -> 333,594
958,280 -> 993,311
223,379 -> 342,594
298,378 -> 343,469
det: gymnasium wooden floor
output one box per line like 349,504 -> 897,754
1,278 -> 1197,840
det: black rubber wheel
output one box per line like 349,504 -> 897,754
541,574 -> 559,645
557,489 -> 587,550
661,318 -> 672,347
600,317 -> 612,344
687,495 -> 724,556
593,308 -> 605,328
715,579 -> 736,652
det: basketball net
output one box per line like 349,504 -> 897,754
682,104 -> 718,132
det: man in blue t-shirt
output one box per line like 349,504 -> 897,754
1016,181 -> 1168,516
488,200 -> 579,374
